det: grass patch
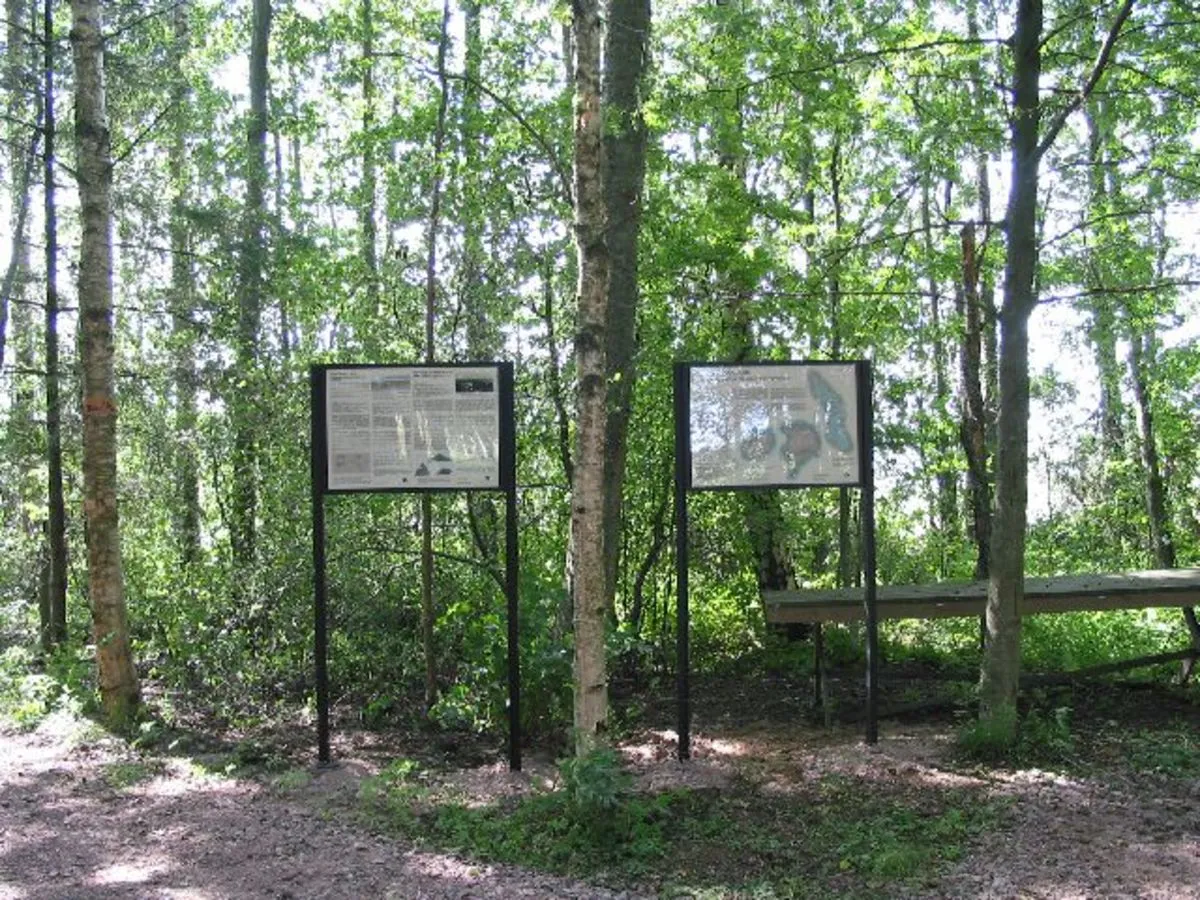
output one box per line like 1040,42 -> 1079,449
271,767 -> 314,792
660,775 -> 1007,898
357,755 -> 1007,896
1124,726 -> 1200,777
101,759 -> 164,789
956,701 -> 1075,767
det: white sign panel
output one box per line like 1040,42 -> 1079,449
326,366 -> 501,490
689,364 -> 861,488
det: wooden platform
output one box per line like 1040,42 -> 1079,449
763,568 -> 1200,625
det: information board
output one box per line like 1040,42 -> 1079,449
324,365 -> 502,491
688,363 -> 862,488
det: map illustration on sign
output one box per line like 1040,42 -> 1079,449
689,364 -> 861,488
326,366 -> 501,490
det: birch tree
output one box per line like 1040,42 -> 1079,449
568,0 -> 611,752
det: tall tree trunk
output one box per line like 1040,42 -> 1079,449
420,0 -> 451,713
1084,101 -> 1125,449
43,0 -> 67,647
600,0 -> 650,617
829,138 -> 855,590
981,0 -> 1134,733
71,0 -> 139,728
460,0 -> 491,357
960,222 -> 991,581
709,50 -> 800,610
1128,212 -> 1200,648
568,0 -> 611,754
980,0 -> 1042,732
169,1 -> 201,566
458,0 -> 503,575
961,0 -> 994,583
923,177 -> 956,573
232,0 -> 271,585
2,0 -> 36,370
1128,332 -> 1173,569
359,0 -> 379,316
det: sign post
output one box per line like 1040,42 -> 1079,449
310,363 -> 521,769
674,360 -> 877,757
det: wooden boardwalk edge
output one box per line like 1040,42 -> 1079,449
763,568 -> 1200,624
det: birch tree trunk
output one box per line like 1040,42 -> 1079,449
71,0 -> 140,728
569,0 -> 611,754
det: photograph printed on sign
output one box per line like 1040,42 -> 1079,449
689,364 -> 859,488
326,367 -> 500,490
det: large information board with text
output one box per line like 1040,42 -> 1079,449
323,365 -> 505,492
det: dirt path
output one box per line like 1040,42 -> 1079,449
2,712 -> 1199,899
0,719 -> 642,900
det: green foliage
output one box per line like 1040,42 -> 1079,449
0,645 -> 95,729
956,705 -> 1020,763
558,745 -> 632,826
360,761 -> 678,875
1125,728 -> 1200,777
101,760 -> 163,789
957,701 -> 1075,766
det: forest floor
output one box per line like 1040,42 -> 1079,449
1,670 -> 1198,899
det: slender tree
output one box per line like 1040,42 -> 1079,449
568,0 -> 611,753
600,0 -> 651,613
1,0 -> 35,370
169,0 -> 201,565
231,0 -> 271,585
981,0 -> 1135,735
71,0 -> 139,728
420,0 -> 453,712
43,0 -> 67,647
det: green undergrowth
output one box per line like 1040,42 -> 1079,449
0,645 -> 96,730
356,750 -> 1008,897
1121,725 -> 1200,777
955,700 -> 1076,767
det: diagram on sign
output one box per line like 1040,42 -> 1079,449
689,364 -> 860,488
326,367 -> 500,490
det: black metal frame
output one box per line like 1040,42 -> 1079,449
310,362 -> 521,770
674,359 -> 878,759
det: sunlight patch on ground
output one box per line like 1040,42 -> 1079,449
636,728 -> 749,758
129,759 -> 262,798
402,852 -> 489,882
0,883 -> 27,899
88,857 -> 170,886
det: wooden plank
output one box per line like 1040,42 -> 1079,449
763,568 -> 1200,624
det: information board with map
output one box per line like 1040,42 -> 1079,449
688,363 -> 862,488
324,365 -> 502,491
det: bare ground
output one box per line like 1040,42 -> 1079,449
0,715 -> 643,899
1,680 -> 1198,899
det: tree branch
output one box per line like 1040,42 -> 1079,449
1037,0 -> 1136,160
440,68 -> 574,208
